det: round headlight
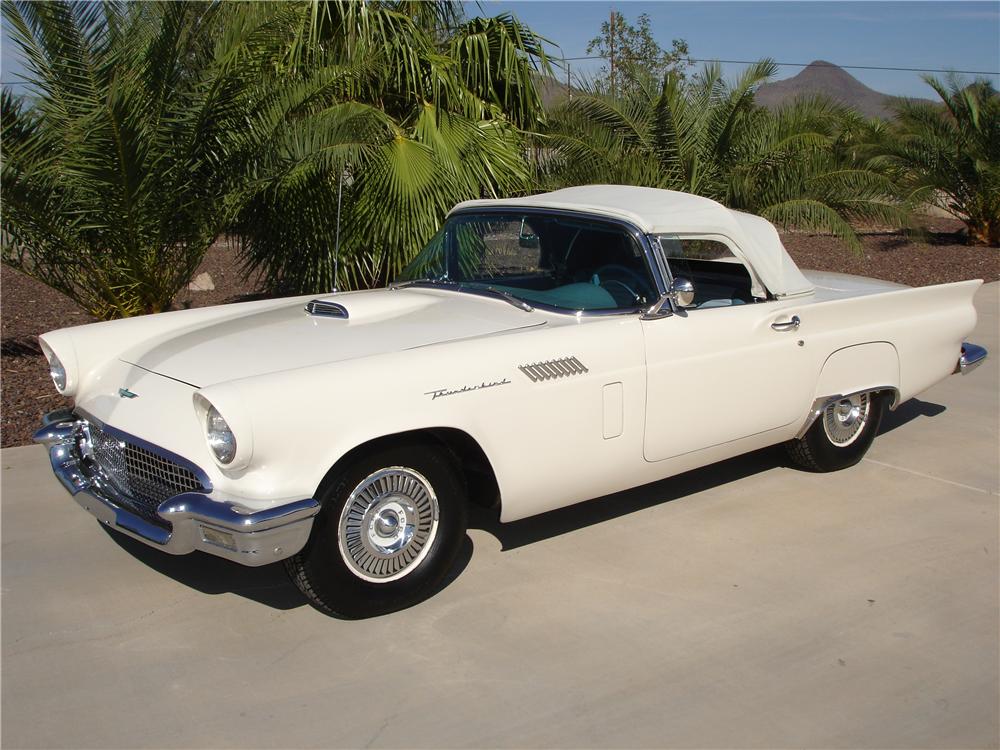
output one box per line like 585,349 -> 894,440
206,405 -> 237,464
46,350 -> 67,392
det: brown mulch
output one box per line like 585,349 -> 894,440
782,217 -> 999,287
1,241 -> 255,448
2,225 -> 997,448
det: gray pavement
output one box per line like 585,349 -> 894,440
3,283 -> 998,749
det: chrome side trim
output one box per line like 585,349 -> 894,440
794,386 -> 900,440
519,356 -> 589,382
305,299 -> 349,319
34,412 -> 319,566
955,342 -> 988,375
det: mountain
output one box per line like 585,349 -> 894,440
755,61 -> 921,119
533,73 -> 583,110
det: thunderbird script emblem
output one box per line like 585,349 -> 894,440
118,387 -> 139,399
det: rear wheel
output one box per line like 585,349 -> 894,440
785,391 -> 885,472
286,442 -> 467,618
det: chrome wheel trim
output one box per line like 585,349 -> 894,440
338,466 -> 439,583
823,393 -> 871,447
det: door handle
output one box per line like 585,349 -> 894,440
771,315 -> 800,331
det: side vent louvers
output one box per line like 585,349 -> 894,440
519,356 -> 588,382
304,299 -> 349,319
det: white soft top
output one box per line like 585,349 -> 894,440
452,185 -> 814,298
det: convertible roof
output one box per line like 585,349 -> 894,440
451,185 -> 813,298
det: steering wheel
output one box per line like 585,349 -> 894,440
594,264 -> 649,305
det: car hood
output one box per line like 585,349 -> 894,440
120,287 -> 544,388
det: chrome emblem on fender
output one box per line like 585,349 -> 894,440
424,378 -> 511,400
118,387 -> 139,399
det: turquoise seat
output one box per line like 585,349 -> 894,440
489,282 -> 618,310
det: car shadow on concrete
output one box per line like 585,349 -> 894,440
470,398 -> 946,551
879,397 -> 946,435
102,523 -> 474,614
469,446 -> 786,551
101,397 -> 944,610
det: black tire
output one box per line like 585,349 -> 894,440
285,441 -> 467,618
785,391 -> 885,472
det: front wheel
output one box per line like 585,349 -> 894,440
785,391 -> 886,472
286,442 -> 467,618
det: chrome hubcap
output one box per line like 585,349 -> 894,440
338,467 -> 439,583
823,393 -> 871,446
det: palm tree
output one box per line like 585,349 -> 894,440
237,1 -> 549,293
1,1 -> 550,317
536,62 -> 906,252
875,75 -> 999,246
1,1 -> 355,317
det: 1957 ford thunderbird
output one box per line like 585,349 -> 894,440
35,186 -> 988,617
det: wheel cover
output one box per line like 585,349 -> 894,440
822,393 -> 871,447
338,467 -> 439,583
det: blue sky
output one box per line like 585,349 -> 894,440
470,1 -> 1000,98
3,2 -> 998,99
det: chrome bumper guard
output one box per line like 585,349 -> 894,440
34,410 -> 319,567
955,342 -> 988,375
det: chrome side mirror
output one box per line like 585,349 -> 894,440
669,277 -> 695,308
640,277 -> 697,320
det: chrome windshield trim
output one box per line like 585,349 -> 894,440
399,206 -> 666,318
400,280 -> 647,318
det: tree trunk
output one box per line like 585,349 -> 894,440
966,218 -> 1000,247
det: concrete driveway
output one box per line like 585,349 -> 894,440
3,283 -> 997,749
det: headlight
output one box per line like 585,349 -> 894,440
206,405 -> 237,464
45,349 -> 67,392
39,336 -> 77,398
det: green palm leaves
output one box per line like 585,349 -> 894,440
1,1 -> 549,317
239,2 -> 547,293
539,62 -> 906,252
877,76 -> 999,246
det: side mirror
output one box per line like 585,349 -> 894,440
669,277 -> 696,308
641,277 -> 696,320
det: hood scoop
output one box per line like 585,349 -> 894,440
305,299 -> 349,319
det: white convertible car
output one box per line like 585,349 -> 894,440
36,186 -> 987,617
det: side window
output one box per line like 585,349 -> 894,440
657,235 -> 757,308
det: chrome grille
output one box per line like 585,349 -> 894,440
85,421 -> 206,525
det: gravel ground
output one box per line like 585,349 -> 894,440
3,224 -> 997,447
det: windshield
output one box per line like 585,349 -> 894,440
397,212 -> 658,312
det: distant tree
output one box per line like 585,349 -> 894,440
585,11 -> 689,98
538,62 -> 906,252
875,75 -> 999,246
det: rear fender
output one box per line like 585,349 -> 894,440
813,342 -> 900,407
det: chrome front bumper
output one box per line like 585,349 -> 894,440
955,342 -> 988,375
34,410 -> 319,567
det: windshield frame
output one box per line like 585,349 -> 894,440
396,206 -> 668,317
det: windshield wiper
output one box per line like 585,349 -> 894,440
392,279 -> 533,312
475,286 -> 534,312
390,278 -> 458,290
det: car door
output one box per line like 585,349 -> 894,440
640,237 -> 814,462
